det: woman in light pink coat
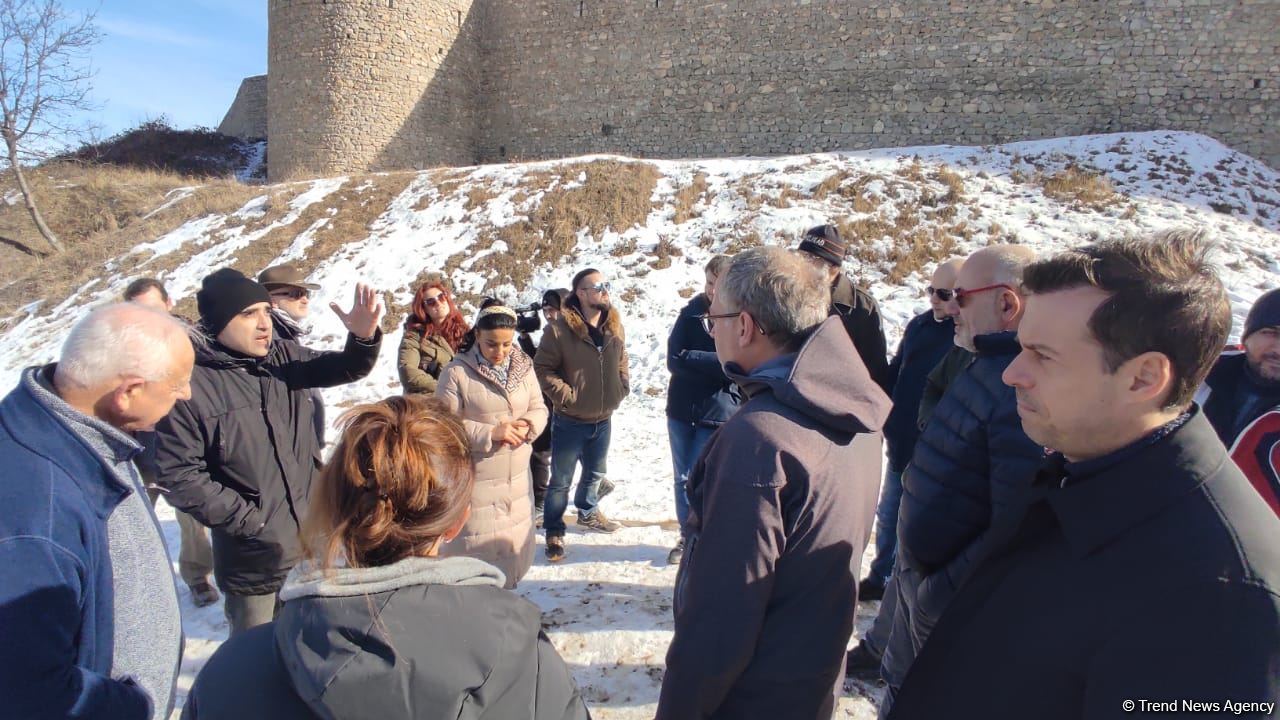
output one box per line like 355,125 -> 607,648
436,305 -> 548,587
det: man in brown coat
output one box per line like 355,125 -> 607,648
535,268 -> 630,561
656,246 -> 891,720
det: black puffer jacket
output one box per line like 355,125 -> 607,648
897,331 -> 1047,628
830,274 -> 891,393
666,293 -> 738,426
183,556 -> 589,720
154,331 -> 381,595
883,311 -> 956,472
271,310 -> 327,449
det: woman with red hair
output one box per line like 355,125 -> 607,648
397,282 -> 470,394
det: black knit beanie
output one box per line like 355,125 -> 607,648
1245,288 -> 1280,342
197,268 -> 271,336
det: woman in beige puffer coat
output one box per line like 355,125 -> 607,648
436,306 -> 548,588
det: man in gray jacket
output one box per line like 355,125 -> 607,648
656,246 -> 891,720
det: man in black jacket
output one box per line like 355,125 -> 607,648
259,263 -> 327,449
891,231 -> 1280,719
881,244 -> 1045,715
1198,288 -> 1280,515
155,269 -> 383,636
796,224 -> 891,392
847,257 -> 961,680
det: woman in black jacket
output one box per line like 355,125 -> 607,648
183,395 -> 590,720
664,255 -> 738,564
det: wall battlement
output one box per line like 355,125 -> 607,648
263,0 -> 1278,180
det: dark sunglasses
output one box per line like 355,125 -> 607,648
927,286 -> 954,302
424,294 -> 447,307
269,288 -> 309,300
953,283 -> 1015,308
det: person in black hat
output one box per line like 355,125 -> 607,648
153,269 -> 384,636
524,289 -> 571,525
795,224 -> 892,391
1198,287 -> 1280,515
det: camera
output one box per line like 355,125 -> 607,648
515,301 -> 542,335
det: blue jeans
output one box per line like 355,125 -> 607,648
544,415 -> 612,536
867,469 -> 904,586
666,418 -> 717,536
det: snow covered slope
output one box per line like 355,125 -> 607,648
1,131 -> 1276,719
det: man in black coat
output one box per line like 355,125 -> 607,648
795,224 -> 891,392
155,269 -> 383,636
259,263 -> 327,449
881,244 -> 1045,714
847,257 -> 961,680
1198,288 -> 1280,516
891,231 -> 1280,719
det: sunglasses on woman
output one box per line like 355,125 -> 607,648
952,283 -> 1015,308
926,287 -> 954,302
424,294 -> 446,307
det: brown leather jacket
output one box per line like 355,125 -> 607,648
534,301 -> 629,423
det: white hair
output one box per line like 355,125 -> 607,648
717,246 -> 830,348
980,244 -> 1038,288
56,303 -> 193,389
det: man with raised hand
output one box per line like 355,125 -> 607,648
0,303 -> 193,719
155,269 -> 382,636
657,246 -> 889,720
891,231 -> 1280,719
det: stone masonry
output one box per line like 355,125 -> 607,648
263,0 -> 1279,181
218,75 -> 268,140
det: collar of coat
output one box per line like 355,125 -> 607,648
561,299 -> 625,343
972,330 -> 1021,357
459,345 -> 533,392
1034,407 -> 1227,558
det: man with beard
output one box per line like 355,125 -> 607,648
1198,288 -> 1280,515
155,269 -> 382,635
536,268 -> 630,562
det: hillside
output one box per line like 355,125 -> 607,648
0,131 -> 1276,719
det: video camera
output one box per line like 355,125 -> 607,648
515,301 -> 542,335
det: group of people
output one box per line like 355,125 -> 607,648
2,217 -> 1279,720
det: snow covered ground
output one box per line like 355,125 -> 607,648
2,131 -> 1278,718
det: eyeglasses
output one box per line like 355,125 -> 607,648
697,311 -> 740,335
926,287 -> 954,302
583,282 -> 612,294
269,288 -> 309,300
953,283 -> 1015,308
424,294 -> 446,307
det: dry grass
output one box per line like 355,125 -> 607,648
651,236 -> 683,269
0,162 -> 263,318
885,224 -> 963,284
673,172 -> 709,224
1039,166 -> 1118,210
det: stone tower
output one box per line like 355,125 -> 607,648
268,0 -> 482,181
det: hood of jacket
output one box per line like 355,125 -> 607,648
727,316 -> 890,435
561,296 -> 625,343
274,555 -> 510,720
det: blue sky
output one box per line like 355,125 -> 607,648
62,0 -> 266,140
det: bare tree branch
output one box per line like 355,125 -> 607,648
0,0 -> 100,253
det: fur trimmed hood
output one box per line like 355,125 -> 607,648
562,295 -> 625,342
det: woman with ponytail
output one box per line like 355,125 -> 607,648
183,395 -> 587,720
397,281 -> 469,394
436,305 -> 548,588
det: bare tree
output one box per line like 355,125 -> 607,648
0,0 -> 99,254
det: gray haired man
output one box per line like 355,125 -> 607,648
0,303 -> 192,718
657,246 -> 890,720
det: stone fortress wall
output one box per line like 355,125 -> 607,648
257,0 -> 1278,181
